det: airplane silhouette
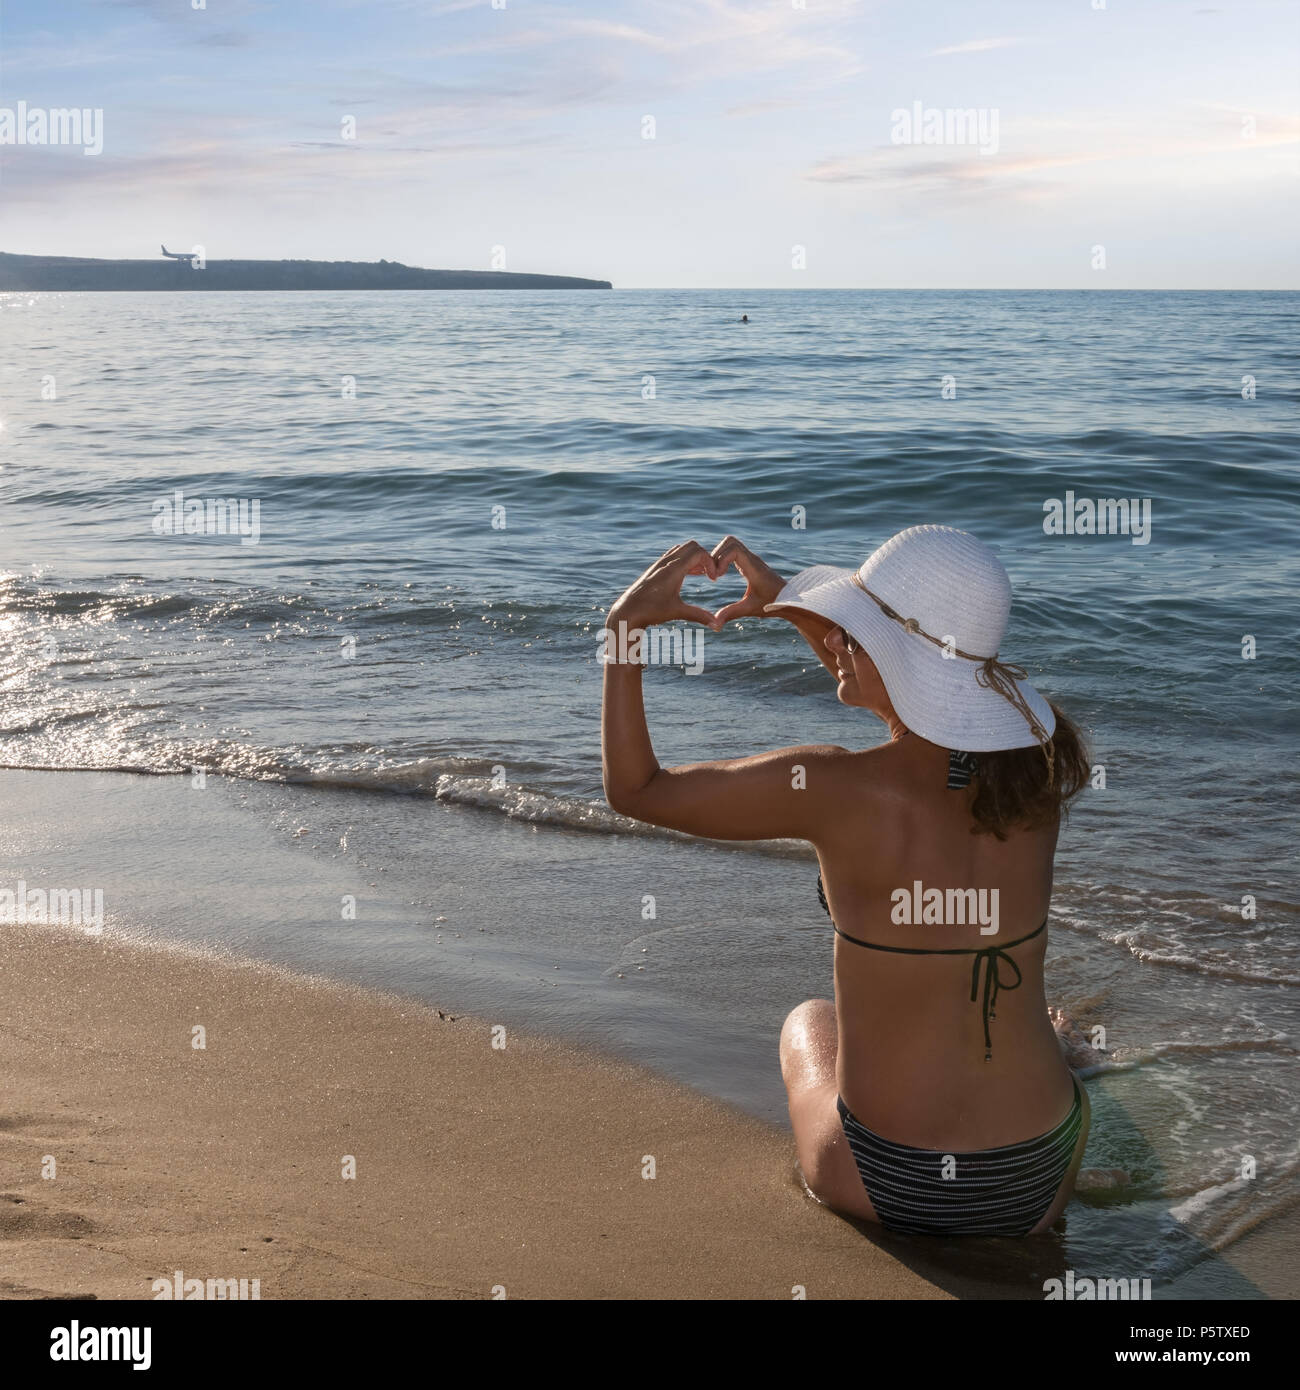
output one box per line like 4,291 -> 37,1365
160,245 -> 195,261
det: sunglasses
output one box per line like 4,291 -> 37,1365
838,626 -> 861,655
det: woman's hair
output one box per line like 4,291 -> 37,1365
968,701 -> 1090,839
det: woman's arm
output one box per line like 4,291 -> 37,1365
600,539 -> 719,813
600,539 -> 849,841
603,697 -> 849,841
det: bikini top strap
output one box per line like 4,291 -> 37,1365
816,873 -> 1047,1061
947,748 -> 979,789
829,912 -> 1047,1065
830,919 -> 1047,955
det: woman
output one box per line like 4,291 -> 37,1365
601,525 -> 1092,1236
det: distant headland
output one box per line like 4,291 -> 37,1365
0,250 -> 612,291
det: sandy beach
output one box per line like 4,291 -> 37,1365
0,923 -> 962,1300
2,0 -> 1297,1321
1,764 -> 1293,1301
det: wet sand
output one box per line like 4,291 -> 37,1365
0,923 -> 952,1300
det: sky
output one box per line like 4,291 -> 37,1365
0,0 -> 1297,287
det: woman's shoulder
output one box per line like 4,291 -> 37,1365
797,737 -> 926,781
800,741 -> 921,842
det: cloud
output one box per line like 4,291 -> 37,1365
550,0 -> 869,86
560,20 -> 680,53
193,31 -> 253,49
107,0 -> 261,22
928,37 -> 1022,56
0,128 -> 548,211
805,148 -> 1090,205
804,107 -> 1300,205
724,98 -> 799,118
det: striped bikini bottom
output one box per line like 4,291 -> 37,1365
836,1077 -> 1084,1236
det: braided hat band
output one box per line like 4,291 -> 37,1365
849,572 -> 1056,786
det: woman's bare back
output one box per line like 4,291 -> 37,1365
815,734 -> 1077,1149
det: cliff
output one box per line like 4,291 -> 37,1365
0,252 -> 612,291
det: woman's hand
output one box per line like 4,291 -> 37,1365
607,540 -> 722,631
709,535 -> 786,627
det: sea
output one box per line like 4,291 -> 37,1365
1,288 -> 1296,1298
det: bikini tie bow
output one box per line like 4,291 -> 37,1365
970,944 -> 1025,1062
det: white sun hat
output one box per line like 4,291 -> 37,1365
764,525 -> 1055,756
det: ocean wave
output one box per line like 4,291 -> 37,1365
1155,1149 -> 1300,1274
431,772 -> 813,857
1072,1034 -> 1296,1079
2,742 -> 1293,994
1100,931 -> 1300,987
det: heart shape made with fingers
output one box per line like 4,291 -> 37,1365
676,551 -> 739,630
703,543 -> 771,629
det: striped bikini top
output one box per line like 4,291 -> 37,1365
816,748 -> 1046,1062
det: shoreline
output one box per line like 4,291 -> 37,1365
0,922 -> 950,1300
0,765 -> 1292,1299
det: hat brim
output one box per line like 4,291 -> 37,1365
765,564 -> 1055,753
